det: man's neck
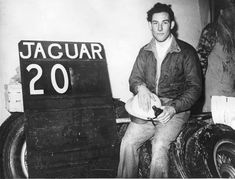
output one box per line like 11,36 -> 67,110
155,34 -> 172,48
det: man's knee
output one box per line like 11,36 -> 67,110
121,136 -> 138,150
151,137 -> 171,152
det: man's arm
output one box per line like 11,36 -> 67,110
129,49 -> 147,95
166,49 -> 202,113
129,49 -> 158,112
197,23 -> 217,76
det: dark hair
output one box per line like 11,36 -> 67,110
147,3 -> 174,22
216,6 -> 235,53
216,0 -> 235,10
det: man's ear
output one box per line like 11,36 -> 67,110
171,21 -> 175,30
220,9 -> 224,16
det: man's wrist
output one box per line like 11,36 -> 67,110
137,84 -> 147,93
165,100 -> 178,113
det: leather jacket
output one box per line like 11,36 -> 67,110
129,36 -> 202,113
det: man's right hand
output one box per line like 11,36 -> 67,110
137,85 -> 157,112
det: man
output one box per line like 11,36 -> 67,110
197,0 -> 235,112
117,3 -> 202,178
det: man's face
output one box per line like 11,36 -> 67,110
221,7 -> 235,28
150,12 -> 174,42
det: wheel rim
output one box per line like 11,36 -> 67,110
20,141 -> 28,178
213,140 -> 235,178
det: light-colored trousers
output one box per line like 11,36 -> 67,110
117,111 -> 190,178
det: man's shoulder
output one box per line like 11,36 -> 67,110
202,22 -> 217,34
138,43 -> 152,53
176,39 -> 196,53
141,43 -> 148,50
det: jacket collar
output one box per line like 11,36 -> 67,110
144,35 -> 181,54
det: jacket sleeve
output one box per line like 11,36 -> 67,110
129,49 -> 147,95
196,23 -> 216,76
167,48 -> 202,113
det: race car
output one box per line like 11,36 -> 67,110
1,41 -> 235,178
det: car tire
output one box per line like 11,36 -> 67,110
184,123 -> 235,178
0,113 -> 28,178
213,139 -> 235,178
168,116 -> 208,178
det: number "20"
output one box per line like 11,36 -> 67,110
26,64 -> 69,95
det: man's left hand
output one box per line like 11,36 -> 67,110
155,106 -> 176,124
